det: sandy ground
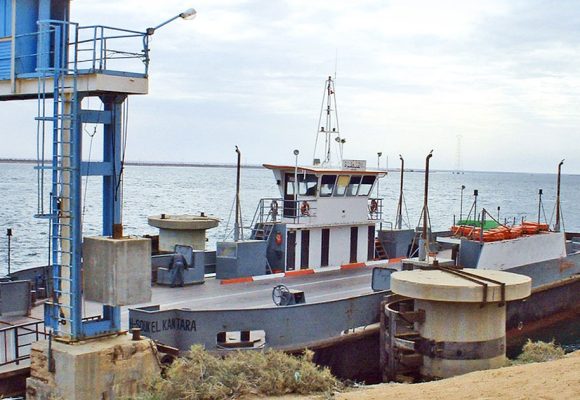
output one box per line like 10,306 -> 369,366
271,351 -> 580,400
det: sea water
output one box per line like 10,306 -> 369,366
1,162 -> 579,275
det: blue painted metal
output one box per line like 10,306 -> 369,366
102,95 -> 125,237
0,41 -> 10,79
0,0 -> 12,37
34,18 -> 125,340
79,109 -> 112,124
14,0 -> 39,75
14,3 -> 151,340
80,161 -> 113,177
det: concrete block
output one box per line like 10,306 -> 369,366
83,236 -> 151,306
216,240 -> 268,279
26,334 -> 161,400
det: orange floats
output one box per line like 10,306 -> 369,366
451,221 -> 548,242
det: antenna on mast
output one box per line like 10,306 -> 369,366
313,76 -> 343,166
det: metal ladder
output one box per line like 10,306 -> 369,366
35,21 -> 81,338
251,222 -> 275,242
375,238 -> 389,260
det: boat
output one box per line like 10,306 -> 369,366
126,84 -> 580,381
0,4 -> 578,391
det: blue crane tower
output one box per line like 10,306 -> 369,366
0,0 -> 195,340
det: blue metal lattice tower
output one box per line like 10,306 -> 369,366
0,0 -> 151,340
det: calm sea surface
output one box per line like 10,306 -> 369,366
1,162 -> 579,275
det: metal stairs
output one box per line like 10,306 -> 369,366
375,238 -> 389,260
252,222 -> 275,242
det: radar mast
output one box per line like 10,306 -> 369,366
313,76 -> 343,167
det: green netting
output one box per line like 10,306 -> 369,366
456,219 -> 500,230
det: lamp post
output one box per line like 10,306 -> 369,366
377,152 -> 382,198
234,146 -> 241,241
460,185 -> 465,222
555,160 -> 564,232
146,8 -> 197,35
6,228 -> 12,276
294,149 -> 299,218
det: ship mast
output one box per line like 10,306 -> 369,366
314,76 -> 343,167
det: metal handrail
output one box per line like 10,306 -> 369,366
0,320 -> 48,367
0,315 -> 102,367
12,20 -> 149,79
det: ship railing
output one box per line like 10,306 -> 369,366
250,198 -> 319,228
368,197 -> 383,221
284,198 -> 318,223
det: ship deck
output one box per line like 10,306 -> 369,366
19,266 -> 380,329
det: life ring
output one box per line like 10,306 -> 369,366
369,199 -> 379,214
270,200 -> 279,215
300,200 -> 310,216
275,232 -> 283,246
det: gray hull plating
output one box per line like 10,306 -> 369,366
129,292 -> 384,351
129,252 -> 579,354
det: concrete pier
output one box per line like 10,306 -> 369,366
148,214 -> 219,251
390,268 -> 531,378
26,334 -> 161,400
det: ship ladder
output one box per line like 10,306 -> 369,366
375,238 -> 389,260
252,222 -> 275,242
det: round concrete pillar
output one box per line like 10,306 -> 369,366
391,268 -> 531,379
148,214 -> 219,252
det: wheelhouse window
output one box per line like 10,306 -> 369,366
358,175 -> 376,196
346,176 -> 361,196
286,175 -> 296,195
334,175 -> 350,196
320,175 -> 336,197
298,174 -> 318,196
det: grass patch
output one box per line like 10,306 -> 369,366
135,345 -> 342,400
511,339 -> 565,365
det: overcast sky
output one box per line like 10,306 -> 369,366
1,0 -> 580,173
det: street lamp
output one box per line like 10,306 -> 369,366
6,228 -> 12,276
377,152 -> 382,198
293,149 -> 299,217
146,8 -> 197,35
460,185 -> 465,222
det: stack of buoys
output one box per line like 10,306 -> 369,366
451,225 -> 482,239
521,221 -> 549,234
451,221 -> 549,243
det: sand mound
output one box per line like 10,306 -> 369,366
275,351 -> 580,400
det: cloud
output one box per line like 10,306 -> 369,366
1,0 -> 579,172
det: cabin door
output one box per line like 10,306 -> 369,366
350,226 -> 358,263
321,228 -> 330,267
286,230 -> 296,271
283,173 -> 297,218
368,225 -> 375,260
300,230 -> 310,269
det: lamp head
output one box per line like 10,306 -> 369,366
377,152 -> 382,157
180,8 -> 197,20
293,149 -> 299,156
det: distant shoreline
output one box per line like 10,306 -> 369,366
0,158 -> 264,170
0,158 -> 574,175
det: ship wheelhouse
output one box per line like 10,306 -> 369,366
252,164 -> 386,272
